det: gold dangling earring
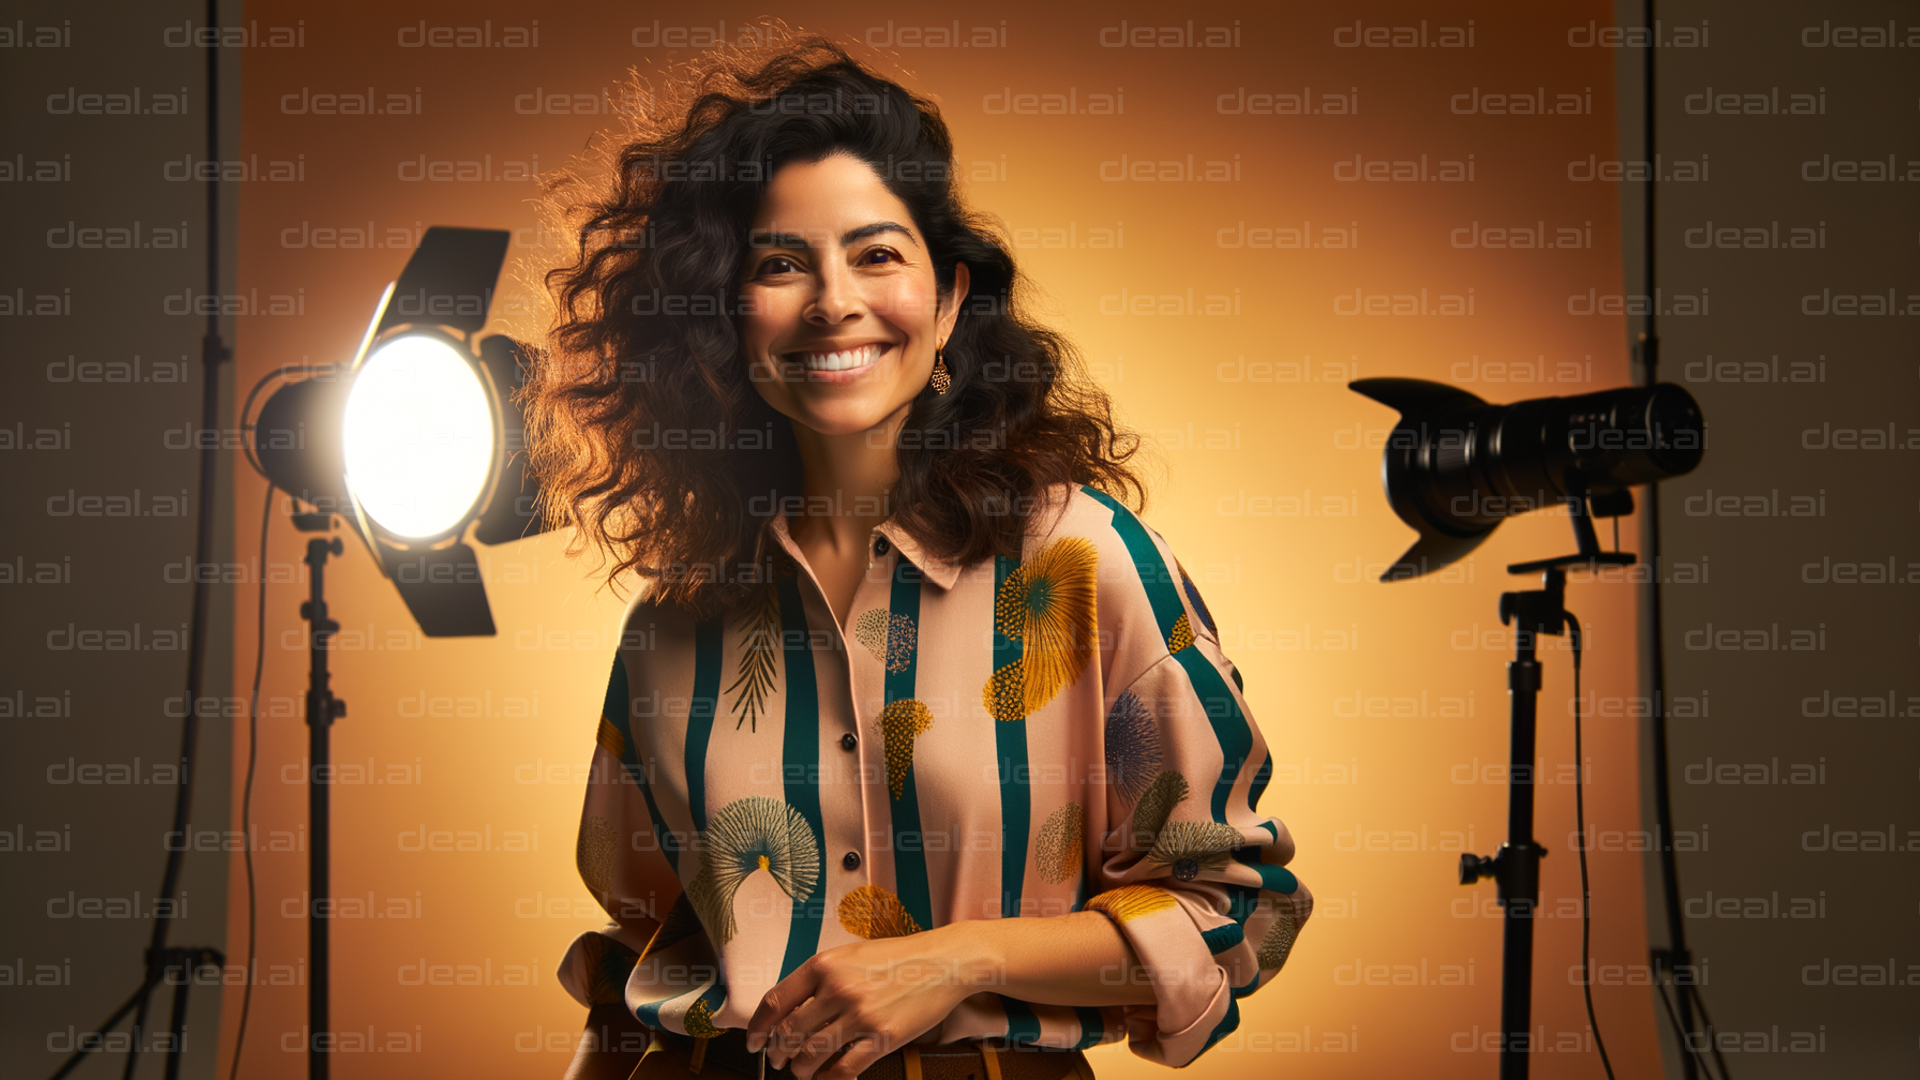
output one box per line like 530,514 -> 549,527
930,341 -> 952,396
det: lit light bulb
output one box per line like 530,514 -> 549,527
342,334 -> 495,540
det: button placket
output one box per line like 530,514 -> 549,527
770,512 -> 875,883
843,532 -> 897,884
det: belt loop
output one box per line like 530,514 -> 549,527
903,1046 -> 924,1080
689,1036 -> 708,1074
977,1043 -> 1003,1080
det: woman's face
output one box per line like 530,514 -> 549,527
738,152 -> 968,439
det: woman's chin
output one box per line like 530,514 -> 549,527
787,398 -> 913,440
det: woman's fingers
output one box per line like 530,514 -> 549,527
816,1034 -> 889,1080
752,936 -> 964,1078
766,995 -> 841,1070
746,964 -> 820,1054
779,1015 -> 863,1080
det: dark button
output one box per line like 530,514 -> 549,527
840,732 -> 858,751
873,536 -> 891,556
842,851 -> 862,871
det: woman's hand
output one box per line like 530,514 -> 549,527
746,912 -> 1158,1080
745,927 -> 983,1080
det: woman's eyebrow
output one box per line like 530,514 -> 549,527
840,220 -> 918,247
748,230 -> 810,249
746,221 -> 920,250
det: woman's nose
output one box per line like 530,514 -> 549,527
807,259 -> 866,323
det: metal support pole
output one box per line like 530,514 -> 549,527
1462,568 -> 1575,1079
301,535 -> 345,1080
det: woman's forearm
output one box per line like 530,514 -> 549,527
930,910 -> 1159,1008
745,913 -> 1159,1077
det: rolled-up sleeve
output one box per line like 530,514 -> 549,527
1086,571 -> 1311,1068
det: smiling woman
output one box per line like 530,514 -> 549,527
528,38 -> 1141,619
525,35 -> 1309,1080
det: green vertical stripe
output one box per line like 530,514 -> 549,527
776,577 -> 825,980
1072,1006 -> 1104,1049
1079,489 -> 1184,636
1231,752 -> 1280,886
685,617 -> 723,835
1225,885 -> 1260,926
636,980 -> 725,1036
1082,487 -> 1254,825
992,554 -> 1030,919
999,996 -> 1041,1045
600,654 -> 631,722
885,558 -> 934,933
1247,751 -> 1272,814
663,620 -> 726,1024
604,655 -> 677,875
1200,923 -> 1245,954
1249,863 -> 1298,895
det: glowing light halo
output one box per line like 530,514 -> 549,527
341,333 -> 496,541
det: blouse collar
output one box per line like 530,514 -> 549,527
767,514 -> 963,591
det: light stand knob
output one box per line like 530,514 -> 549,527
1460,851 -> 1498,886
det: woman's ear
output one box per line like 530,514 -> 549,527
939,262 -> 972,339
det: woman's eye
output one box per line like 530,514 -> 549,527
756,256 -> 800,277
860,248 -> 900,265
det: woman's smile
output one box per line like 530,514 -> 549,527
786,341 -> 893,381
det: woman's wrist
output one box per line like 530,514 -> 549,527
924,920 -> 1005,996
917,911 -> 1156,1009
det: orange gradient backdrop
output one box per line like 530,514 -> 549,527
227,2 -> 1658,1076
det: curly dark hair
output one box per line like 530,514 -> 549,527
526,35 -> 1144,616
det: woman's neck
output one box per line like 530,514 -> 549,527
787,404 -> 906,555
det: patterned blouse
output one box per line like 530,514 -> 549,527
558,485 -> 1311,1068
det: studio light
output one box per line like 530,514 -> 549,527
247,225 -> 547,636
236,226 -> 546,1080
1350,378 -> 1703,580
1351,375 -> 1706,1080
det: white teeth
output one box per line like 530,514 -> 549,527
797,343 -> 882,371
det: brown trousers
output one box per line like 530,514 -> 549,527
630,1030 -> 1094,1080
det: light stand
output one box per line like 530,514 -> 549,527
240,224 -> 547,1079
1632,3 -> 1726,1075
297,526 -> 347,1079
1350,373 -> 1702,1080
49,3 -> 229,1077
1458,485 -> 1632,1080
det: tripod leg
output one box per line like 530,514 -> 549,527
120,965 -> 159,1080
49,974 -> 159,1080
1674,968 -> 1701,1075
164,962 -> 194,1080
